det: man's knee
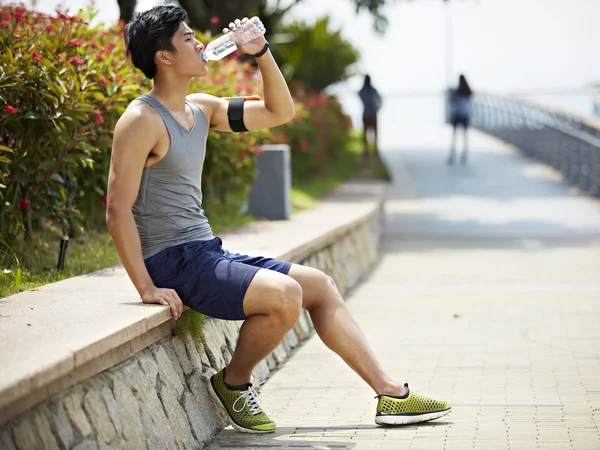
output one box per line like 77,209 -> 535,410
272,277 -> 303,325
313,270 -> 338,296
308,270 -> 342,309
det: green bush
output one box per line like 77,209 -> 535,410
273,17 -> 359,92
0,5 -> 271,239
279,82 -> 353,180
0,4 -> 355,243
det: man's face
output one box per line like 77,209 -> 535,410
159,22 -> 208,78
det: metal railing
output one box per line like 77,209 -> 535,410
471,92 -> 600,197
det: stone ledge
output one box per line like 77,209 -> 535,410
0,181 -> 386,426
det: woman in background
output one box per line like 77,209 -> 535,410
448,74 -> 473,165
359,75 -> 382,162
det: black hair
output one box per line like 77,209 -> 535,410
363,74 -> 372,89
458,74 -> 472,96
124,5 -> 188,79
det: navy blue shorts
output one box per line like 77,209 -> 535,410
144,237 -> 292,320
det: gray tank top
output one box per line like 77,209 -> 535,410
132,94 -> 214,259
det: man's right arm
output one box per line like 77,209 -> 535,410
106,107 -> 183,320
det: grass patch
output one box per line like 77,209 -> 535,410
0,130 -> 390,299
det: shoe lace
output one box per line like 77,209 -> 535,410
233,384 -> 263,415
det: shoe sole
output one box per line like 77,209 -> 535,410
208,376 -> 275,434
375,407 -> 452,426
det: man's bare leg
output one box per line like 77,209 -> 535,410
224,269 -> 302,386
287,264 -> 406,396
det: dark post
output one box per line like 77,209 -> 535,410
57,236 -> 69,271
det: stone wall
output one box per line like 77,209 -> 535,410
0,208 -> 382,450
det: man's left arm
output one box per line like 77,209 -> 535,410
189,19 -> 295,132
193,48 -> 294,132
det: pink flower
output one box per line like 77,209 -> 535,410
32,51 -> 43,61
68,39 -> 82,47
0,22 -> 9,28
240,151 -> 249,159
45,24 -> 52,32
93,110 -> 104,124
69,56 -> 85,66
101,195 -> 107,205
20,198 -> 29,210
14,33 -> 21,38
98,76 -> 109,85
210,16 -> 220,24
300,139 -> 308,151
95,54 -> 105,61
3,105 -> 16,114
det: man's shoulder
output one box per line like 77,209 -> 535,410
187,92 -> 217,104
116,99 -> 163,132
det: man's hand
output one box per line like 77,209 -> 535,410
141,286 -> 183,320
224,17 -> 267,56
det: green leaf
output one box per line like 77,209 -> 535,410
23,112 -> 42,120
50,173 -> 64,183
0,145 -> 14,153
39,160 -> 56,170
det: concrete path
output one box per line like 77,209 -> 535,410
208,128 -> 600,450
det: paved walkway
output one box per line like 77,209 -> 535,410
208,129 -> 600,450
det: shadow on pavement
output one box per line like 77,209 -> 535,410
210,420 -> 454,448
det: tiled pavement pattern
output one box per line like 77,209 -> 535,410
208,129 -> 600,450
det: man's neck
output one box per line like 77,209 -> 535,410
148,75 -> 193,113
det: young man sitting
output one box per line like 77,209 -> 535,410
106,5 -> 451,434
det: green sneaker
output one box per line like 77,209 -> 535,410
209,368 -> 276,434
375,383 -> 452,425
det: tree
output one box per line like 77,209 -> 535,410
117,0 -> 390,35
272,17 -> 359,91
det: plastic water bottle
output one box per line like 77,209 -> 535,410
202,17 -> 266,61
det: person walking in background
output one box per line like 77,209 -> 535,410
358,75 -> 382,162
448,74 -> 473,165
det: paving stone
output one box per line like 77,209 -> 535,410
293,311 -> 313,341
182,391 -> 213,446
201,320 -> 227,369
109,375 -> 146,450
180,332 -> 204,373
63,386 -> 93,439
120,361 -> 176,449
72,439 -> 98,450
100,387 -> 122,437
12,413 -> 42,450
32,407 -> 60,450
83,390 -> 116,444
159,340 -> 186,386
153,344 -> 184,397
157,379 -> 196,449
136,350 -> 158,387
0,430 -> 17,450
187,373 -> 226,431
50,400 -> 75,450
171,336 -> 194,376
139,406 -> 164,450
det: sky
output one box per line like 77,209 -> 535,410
27,0 -> 600,129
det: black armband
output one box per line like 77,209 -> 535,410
227,97 -> 248,132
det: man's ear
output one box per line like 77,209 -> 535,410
155,51 -> 172,66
